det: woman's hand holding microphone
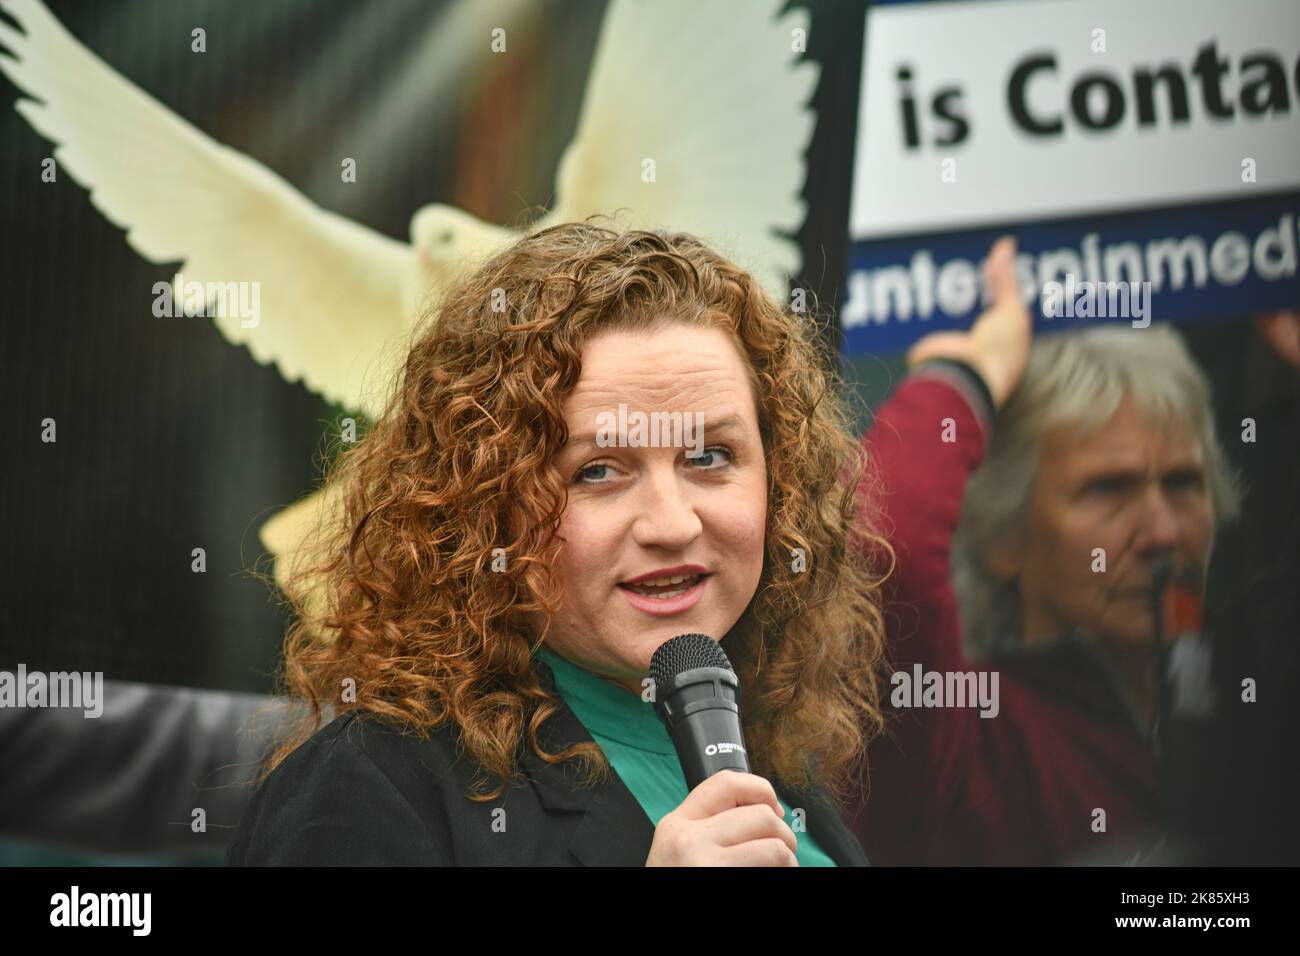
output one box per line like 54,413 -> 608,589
646,770 -> 799,866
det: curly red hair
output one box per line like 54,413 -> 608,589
259,220 -> 892,805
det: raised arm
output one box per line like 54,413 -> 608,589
861,236 -> 1030,665
848,237 -> 1032,863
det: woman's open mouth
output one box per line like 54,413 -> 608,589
617,573 -> 711,615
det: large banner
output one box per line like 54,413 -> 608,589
844,0 -> 1300,354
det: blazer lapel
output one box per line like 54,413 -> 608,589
565,771 -> 657,866
780,781 -> 870,866
520,660 -> 656,866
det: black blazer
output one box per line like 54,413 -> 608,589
226,659 -> 869,866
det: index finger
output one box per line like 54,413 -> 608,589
982,235 -> 1022,308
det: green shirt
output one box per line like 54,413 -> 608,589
535,646 -> 836,866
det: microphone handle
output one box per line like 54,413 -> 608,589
667,707 -> 749,791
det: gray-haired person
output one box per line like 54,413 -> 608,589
846,241 -> 1246,865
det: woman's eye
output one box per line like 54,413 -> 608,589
687,446 -> 734,469
574,447 -> 733,485
574,462 -> 614,484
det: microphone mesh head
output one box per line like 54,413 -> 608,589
650,634 -> 733,688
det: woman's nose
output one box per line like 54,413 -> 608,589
630,468 -> 703,548
1133,485 -> 1181,554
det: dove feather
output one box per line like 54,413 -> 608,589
541,0 -> 818,299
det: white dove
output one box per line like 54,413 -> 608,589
0,0 -> 819,614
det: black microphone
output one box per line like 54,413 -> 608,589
650,633 -> 749,790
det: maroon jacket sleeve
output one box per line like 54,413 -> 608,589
852,366 -> 996,863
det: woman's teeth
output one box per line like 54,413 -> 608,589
625,574 -> 701,598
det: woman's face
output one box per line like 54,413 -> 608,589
540,322 -> 768,694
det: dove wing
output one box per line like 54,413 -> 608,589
0,0 -> 417,414
540,0 -> 819,299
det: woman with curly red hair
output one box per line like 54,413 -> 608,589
226,220 -> 890,866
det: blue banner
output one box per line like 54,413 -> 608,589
841,191 -> 1300,355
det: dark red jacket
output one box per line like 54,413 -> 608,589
846,366 -> 1164,865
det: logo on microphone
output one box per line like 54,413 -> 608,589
704,742 -> 747,756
